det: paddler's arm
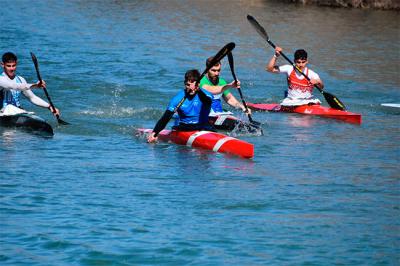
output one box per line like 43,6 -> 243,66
266,47 -> 282,73
309,77 -> 324,90
147,110 -> 174,143
201,80 -> 239,95
196,88 -> 212,106
0,77 -> 45,91
223,92 -> 252,114
22,90 -> 60,116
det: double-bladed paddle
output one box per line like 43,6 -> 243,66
152,43 -> 235,138
30,52 -> 69,125
227,52 -> 263,134
247,14 -> 346,111
172,42 -> 236,113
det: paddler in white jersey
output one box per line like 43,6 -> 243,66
0,52 -> 60,116
200,57 -> 251,115
266,47 -> 324,106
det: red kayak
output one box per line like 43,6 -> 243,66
137,128 -> 254,159
247,103 -> 361,124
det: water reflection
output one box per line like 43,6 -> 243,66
1,130 -> 19,147
286,115 -> 318,128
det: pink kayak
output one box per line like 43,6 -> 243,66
137,128 -> 254,159
247,103 -> 362,124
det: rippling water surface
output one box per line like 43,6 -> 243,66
1,0 -> 399,265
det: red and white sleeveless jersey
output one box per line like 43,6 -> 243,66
278,65 -> 320,99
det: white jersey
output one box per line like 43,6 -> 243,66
0,72 -> 49,109
278,65 -> 320,99
0,72 -> 32,91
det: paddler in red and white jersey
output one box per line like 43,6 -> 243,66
266,47 -> 324,106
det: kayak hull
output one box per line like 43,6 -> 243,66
137,128 -> 254,159
208,114 -> 261,133
247,103 -> 361,124
208,114 -> 239,131
0,113 -> 54,136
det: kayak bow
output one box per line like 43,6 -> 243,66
137,128 -> 254,159
247,103 -> 361,124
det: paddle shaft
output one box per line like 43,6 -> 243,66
227,52 -> 255,124
33,66 -> 57,111
173,42 -> 236,113
31,52 -> 69,124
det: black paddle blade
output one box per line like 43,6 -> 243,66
30,52 -> 43,81
30,52 -> 36,63
227,52 -> 237,82
249,120 -> 263,133
30,52 -> 37,66
57,117 -> 70,125
200,42 -> 236,81
247,15 -> 269,42
249,120 -> 262,126
323,91 -> 346,111
213,42 -> 235,63
237,121 -> 264,135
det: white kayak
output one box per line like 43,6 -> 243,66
381,103 -> 400,108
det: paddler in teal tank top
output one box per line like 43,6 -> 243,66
199,56 -> 251,116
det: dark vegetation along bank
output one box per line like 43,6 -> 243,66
286,0 -> 400,9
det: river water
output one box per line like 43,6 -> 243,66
1,0 -> 399,265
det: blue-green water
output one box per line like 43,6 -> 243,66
1,1 -> 399,265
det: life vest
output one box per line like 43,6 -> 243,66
1,73 -> 22,108
287,67 -> 314,99
199,76 -> 225,113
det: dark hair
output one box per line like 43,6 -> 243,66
294,49 -> 307,61
206,56 -> 221,68
2,52 -> 17,63
184,69 -> 201,83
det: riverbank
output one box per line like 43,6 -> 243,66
288,0 -> 400,9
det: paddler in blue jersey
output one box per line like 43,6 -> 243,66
200,57 -> 250,115
147,69 -> 214,143
0,52 -> 60,116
